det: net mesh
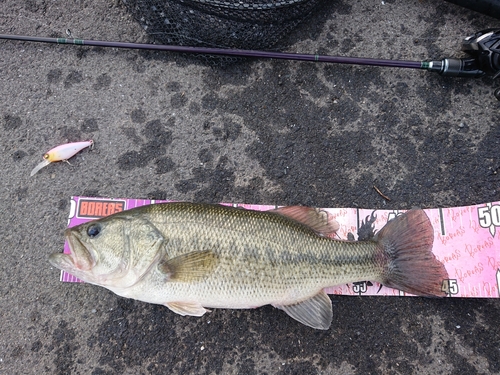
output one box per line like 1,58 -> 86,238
121,0 -> 325,63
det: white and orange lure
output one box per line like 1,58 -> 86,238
30,140 -> 94,176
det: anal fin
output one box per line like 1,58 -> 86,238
273,291 -> 333,330
165,301 -> 209,317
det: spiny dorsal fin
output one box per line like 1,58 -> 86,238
273,291 -> 333,330
270,206 -> 339,236
158,250 -> 218,282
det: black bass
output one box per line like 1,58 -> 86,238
49,203 -> 448,330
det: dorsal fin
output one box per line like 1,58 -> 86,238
270,206 -> 339,236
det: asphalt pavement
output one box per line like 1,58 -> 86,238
1,1 -> 499,374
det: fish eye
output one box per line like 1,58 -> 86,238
87,224 -> 101,238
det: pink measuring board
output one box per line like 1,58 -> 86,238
60,196 -> 500,298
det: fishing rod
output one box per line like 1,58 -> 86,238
1,28 -> 500,99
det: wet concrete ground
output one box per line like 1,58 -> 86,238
1,1 -> 499,374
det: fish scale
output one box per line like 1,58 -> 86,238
144,204 -> 377,299
50,202 -> 449,329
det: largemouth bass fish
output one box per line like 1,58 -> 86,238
49,203 -> 448,330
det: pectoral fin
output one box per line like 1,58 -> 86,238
273,291 -> 333,330
270,206 -> 339,236
165,302 -> 209,317
158,250 -> 218,282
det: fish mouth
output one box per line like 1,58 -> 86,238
49,229 -> 96,273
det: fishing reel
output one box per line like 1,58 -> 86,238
427,28 -> 500,100
463,28 -> 500,100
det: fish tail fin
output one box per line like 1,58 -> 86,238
375,209 -> 449,296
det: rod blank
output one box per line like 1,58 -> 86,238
0,34 -> 424,70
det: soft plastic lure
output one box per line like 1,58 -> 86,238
30,140 -> 93,176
